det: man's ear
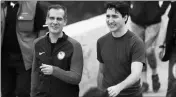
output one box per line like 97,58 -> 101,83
124,15 -> 129,23
64,19 -> 67,26
124,15 -> 128,22
45,18 -> 48,25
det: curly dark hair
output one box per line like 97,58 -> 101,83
105,1 -> 130,17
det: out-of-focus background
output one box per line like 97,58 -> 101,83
1,1 -> 171,97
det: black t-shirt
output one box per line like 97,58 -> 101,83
97,30 -> 145,96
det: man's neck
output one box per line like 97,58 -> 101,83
112,25 -> 128,38
49,31 -> 63,43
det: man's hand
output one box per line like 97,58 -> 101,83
40,63 -> 53,75
157,46 -> 165,60
107,84 -> 122,97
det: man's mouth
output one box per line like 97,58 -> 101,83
108,24 -> 116,28
51,26 -> 59,30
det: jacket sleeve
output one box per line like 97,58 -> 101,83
30,41 -> 39,97
52,41 -> 84,85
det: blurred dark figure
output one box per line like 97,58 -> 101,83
128,1 -> 170,93
1,1 -> 47,97
82,87 -> 108,97
158,1 -> 176,97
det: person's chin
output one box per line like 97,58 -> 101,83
50,29 -> 59,33
109,28 -> 117,32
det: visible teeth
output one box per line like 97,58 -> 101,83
52,26 -> 58,29
109,25 -> 115,27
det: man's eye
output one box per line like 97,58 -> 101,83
112,15 -> 118,18
106,15 -> 118,18
49,17 -> 55,20
57,18 -> 63,21
106,15 -> 110,18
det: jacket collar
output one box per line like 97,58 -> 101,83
46,31 -> 68,44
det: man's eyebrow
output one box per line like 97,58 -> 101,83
106,14 -> 118,16
49,16 -> 63,18
115,12 -> 121,15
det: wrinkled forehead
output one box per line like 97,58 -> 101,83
47,8 -> 65,18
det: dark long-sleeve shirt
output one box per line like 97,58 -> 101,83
31,32 -> 83,97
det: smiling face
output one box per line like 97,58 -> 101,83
106,8 -> 127,32
46,8 -> 67,34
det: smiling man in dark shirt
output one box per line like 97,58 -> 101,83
31,4 -> 84,97
97,1 -> 145,97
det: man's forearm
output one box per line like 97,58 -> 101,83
118,72 -> 141,91
31,71 -> 39,97
97,63 -> 104,88
117,62 -> 143,91
31,46 -> 39,97
97,70 -> 103,88
52,66 -> 81,85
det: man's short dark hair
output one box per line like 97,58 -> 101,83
105,1 -> 130,17
47,4 -> 67,19
82,87 -> 108,97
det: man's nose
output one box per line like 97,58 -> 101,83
108,18 -> 114,23
53,19 -> 58,24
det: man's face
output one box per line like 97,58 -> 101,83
46,8 -> 66,34
106,8 -> 127,32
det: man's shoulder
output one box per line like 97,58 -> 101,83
34,34 -> 47,46
97,32 -> 111,43
67,36 -> 82,48
125,30 -> 144,49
